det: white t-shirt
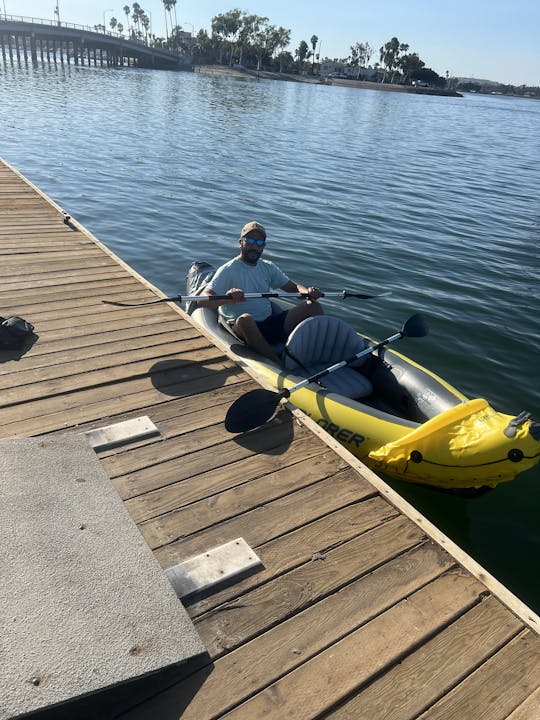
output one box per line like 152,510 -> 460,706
207,256 -> 289,322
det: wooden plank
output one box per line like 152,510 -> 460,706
0,362 -> 244,436
125,446 -> 334,524
82,380 -> 255,453
103,411 -> 318,480
327,595 -> 523,720
0,249 -> 106,265
0,241 -> 95,253
0,278 -> 139,308
0,275 -> 139,303
123,543 -> 456,720
129,447 -> 344,530
0,323 -> 198,376
18,303 -> 180,333
152,470 -> 377,570
215,572 -> 485,720
0,267 -> 126,291
0,235 -> 88,244
195,515 -> 425,658
100,409 -> 269,477
0,320 -> 194,368
0,272 -> 138,304
0,338 -> 222,407
188,496 -> 400,618
415,630 -> 540,720
113,416 -> 314,500
0,290 -> 158,321
0,256 -> 120,278
505,686 -> 540,720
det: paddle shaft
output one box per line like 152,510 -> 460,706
201,290 -> 389,301
102,289 -> 390,307
281,331 -> 403,398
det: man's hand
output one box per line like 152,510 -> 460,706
307,286 -> 322,301
226,288 -> 245,303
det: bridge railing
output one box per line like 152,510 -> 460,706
0,14 -> 126,36
0,15 -> 188,57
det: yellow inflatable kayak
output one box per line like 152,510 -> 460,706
187,264 -> 540,491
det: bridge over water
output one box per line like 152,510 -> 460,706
0,15 -> 192,70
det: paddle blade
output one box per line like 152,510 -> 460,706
402,313 -> 428,338
101,295 -> 181,307
224,389 -> 282,433
343,290 -> 392,299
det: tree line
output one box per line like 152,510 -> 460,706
95,5 -> 540,94
96,2 -> 187,52
196,9 -> 448,84
94,4 -> 445,83
195,10 -> 449,85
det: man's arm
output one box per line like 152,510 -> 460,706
197,287 -> 245,309
281,280 -> 321,300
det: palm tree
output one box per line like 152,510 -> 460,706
170,0 -> 178,29
123,5 -> 130,32
272,27 -> 291,73
109,17 -> 117,32
297,40 -> 308,74
163,0 -> 176,40
162,0 -> 169,40
141,12 -> 150,44
310,34 -> 318,75
132,3 -> 142,39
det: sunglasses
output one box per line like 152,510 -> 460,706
243,237 -> 266,247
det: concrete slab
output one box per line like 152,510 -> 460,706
0,436 -> 206,720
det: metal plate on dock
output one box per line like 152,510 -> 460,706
165,538 -> 263,599
0,436 -> 205,719
84,415 -> 159,450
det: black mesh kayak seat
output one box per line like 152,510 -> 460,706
283,316 -> 373,399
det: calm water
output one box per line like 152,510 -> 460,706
1,62 -> 539,611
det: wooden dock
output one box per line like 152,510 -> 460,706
2,156 -> 540,719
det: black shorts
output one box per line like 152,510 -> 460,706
256,311 -> 288,344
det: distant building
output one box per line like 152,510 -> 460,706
178,30 -> 196,49
320,59 -> 378,81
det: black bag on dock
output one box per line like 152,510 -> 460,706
0,316 -> 35,349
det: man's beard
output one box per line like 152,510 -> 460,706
242,249 -> 260,266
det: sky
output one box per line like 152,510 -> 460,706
8,0 -> 540,86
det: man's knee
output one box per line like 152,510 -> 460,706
234,313 -> 256,335
307,300 -> 324,316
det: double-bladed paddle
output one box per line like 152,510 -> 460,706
224,314 -> 428,433
101,289 -> 391,308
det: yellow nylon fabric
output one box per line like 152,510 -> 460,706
369,399 -> 539,488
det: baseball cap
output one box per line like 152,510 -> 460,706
240,221 -> 266,239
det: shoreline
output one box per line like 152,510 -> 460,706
194,64 -> 463,97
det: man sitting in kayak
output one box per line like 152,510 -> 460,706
200,221 -> 323,363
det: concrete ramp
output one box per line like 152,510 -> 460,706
0,436 -> 205,719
